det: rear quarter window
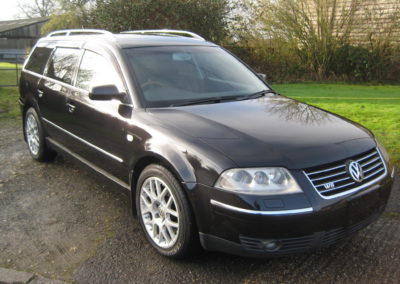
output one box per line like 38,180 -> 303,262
24,47 -> 53,74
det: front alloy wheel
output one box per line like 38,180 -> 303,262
136,164 -> 198,258
140,177 -> 180,248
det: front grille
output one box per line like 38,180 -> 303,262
304,148 -> 386,198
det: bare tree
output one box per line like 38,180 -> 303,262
254,0 -> 363,79
40,0 -> 97,35
18,0 -> 57,18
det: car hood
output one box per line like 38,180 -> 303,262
148,96 -> 376,169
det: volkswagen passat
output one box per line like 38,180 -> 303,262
19,29 -> 396,258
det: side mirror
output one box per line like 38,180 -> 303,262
257,73 -> 267,81
89,85 -> 125,101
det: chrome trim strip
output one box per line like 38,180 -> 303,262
310,170 -> 347,182
357,151 -> 378,163
210,199 -> 313,216
47,29 -> 113,37
304,148 -> 388,200
23,69 -> 44,79
364,167 -> 384,178
121,29 -> 205,41
307,164 -> 345,175
42,118 -> 123,163
360,156 -> 380,167
364,162 -> 383,173
47,137 -> 129,190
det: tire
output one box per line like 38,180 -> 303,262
24,107 -> 56,162
136,164 -> 198,258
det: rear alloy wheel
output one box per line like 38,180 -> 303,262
24,108 -> 56,162
136,164 -> 198,258
26,112 -> 40,156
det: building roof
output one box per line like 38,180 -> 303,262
0,17 -> 49,34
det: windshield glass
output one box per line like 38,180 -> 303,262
124,46 -> 268,107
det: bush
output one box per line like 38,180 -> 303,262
224,38 -> 307,82
234,0 -> 400,83
227,39 -> 399,83
332,45 -> 371,81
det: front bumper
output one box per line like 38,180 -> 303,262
186,168 -> 396,257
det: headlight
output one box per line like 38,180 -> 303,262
215,167 -> 302,195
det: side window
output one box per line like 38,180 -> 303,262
46,48 -> 81,85
25,47 -> 53,74
75,50 -> 124,92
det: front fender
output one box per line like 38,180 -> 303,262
128,134 -> 235,188
135,140 -> 197,183
127,112 -> 237,187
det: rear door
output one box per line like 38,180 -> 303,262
38,47 -> 82,141
62,48 -> 132,183
21,45 -> 53,102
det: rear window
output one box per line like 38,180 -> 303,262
46,48 -> 81,85
25,47 -> 53,74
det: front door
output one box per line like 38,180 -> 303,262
62,49 -> 132,183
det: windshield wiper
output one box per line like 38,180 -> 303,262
236,90 -> 278,101
171,90 -> 278,107
172,95 -> 241,107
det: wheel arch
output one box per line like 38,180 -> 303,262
129,152 -> 196,218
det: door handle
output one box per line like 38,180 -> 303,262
37,89 -> 44,98
66,102 -> 76,113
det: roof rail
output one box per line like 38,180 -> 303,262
47,29 -> 113,37
120,29 -> 205,41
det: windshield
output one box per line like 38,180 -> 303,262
124,46 -> 268,107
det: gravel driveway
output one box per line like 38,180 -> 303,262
1,118 -> 399,283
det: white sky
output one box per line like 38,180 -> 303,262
0,0 -> 30,21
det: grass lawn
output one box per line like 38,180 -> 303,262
273,83 -> 400,168
0,62 -> 22,118
0,87 -> 21,119
0,62 -> 21,86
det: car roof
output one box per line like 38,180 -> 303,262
37,33 -> 217,49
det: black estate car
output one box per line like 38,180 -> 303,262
19,29 -> 396,258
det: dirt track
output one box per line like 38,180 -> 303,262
1,118 -> 399,283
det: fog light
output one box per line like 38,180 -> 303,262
263,240 -> 281,252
